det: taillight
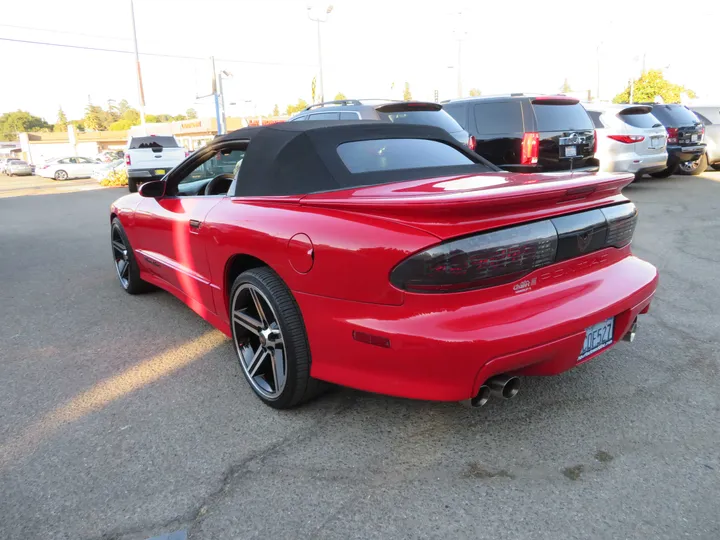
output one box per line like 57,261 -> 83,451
520,132 -> 539,165
185,150 -> 190,157
666,127 -> 678,144
593,129 -> 598,154
390,203 -> 638,293
125,153 -> 131,166
607,135 -> 645,144
467,135 -> 476,151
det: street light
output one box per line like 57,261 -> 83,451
307,4 -> 333,103
216,69 -> 232,135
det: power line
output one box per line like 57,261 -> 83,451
0,23 -> 130,42
0,36 -> 313,67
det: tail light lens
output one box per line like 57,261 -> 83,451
607,135 -> 645,144
390,203 -> 637,293
125,153 -> 131,166
467,135 -> 476,151
593,130 -> 597,154
520,132 -> 539,165
666,127 -> 678,144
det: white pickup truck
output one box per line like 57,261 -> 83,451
125,135 -> 187,192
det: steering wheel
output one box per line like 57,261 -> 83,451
204,174 -> 234,196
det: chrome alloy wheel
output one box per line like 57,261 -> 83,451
111,229 -> 130,289
678,160 -> 700,173
231,283 -> 287,400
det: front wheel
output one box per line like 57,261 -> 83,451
650,164 -> 677,178
54,170 -> 68,180
230,267 -> 325,409
110,218 -> 153,294
678,154 -> 708,176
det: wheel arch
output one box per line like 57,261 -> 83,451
223,253 -> 276,314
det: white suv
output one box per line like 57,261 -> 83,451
585,104 -> 668,179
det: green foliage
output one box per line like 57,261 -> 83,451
560,78 -> 572,93
286,99 -> 309,116
84,104 -> 107,131
612,69 -> 697,104
0,110 -> 52,140
272,104 -> 280,117
186,108 -> 198,119
311,77 -> 317,103
334,92 -> 347,101
117,99 -> 132,116
469,88 -> 481,97
109,119 -> 134,131
100,168 -> 128,187
403,82 -> 412,101
54,107 -> 68,133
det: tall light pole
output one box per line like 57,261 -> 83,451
129,0 -> 146,128
307,5 -> 333,104
452,12 -> 467,99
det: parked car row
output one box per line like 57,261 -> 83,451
0,158 -> 33,176
286,96 -> 716,181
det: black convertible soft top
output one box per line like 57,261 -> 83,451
214,121 -> 498,197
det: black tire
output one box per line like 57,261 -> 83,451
54,170 -> 68,180
230,267 -> 325,409
128,177 -> 138,193
712,163 -> 720,171
678,154 -> 708,176
650,164 -> 677,178
110,218 -> 153,295
633,173 -> 643,181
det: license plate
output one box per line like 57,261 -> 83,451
691,134 -> 698,142
564,146 -> 577,157
578,317 -> 614,361
649,136 -> 664,149
155,169 -> 166,175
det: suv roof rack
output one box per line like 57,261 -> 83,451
303,99 -> 363,111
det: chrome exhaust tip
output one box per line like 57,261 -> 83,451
462,385 -> 491,408
623,318 -> 638,342
487,374 -> 520,399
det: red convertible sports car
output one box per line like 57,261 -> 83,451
110,121 -> 658,409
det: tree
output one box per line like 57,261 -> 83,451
118,99 -> 132,116
334,92 -> 347,101
185,108 -> 197,119
54,107 -> 68,133
612,69 -> 696,104
403,82 -> 412,101
469,88 -> 481,97
286,99 -> 309,116
272,104 -> 280,117
560,78 -> 572,93
83,104 -> 105,131
311,76 -> 317,104
0,110 -> 52,140
109,119 -> 135,131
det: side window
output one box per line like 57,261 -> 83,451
587,111 -> 605,129
443,103 -> 468,129
58,158 -> 70,164
340,112 -> 361,120
474,102 -> 524,136
307,112 -> 341,121
69,158 -> 79,164
178,148 -> 246,186
288,115 -> 305,122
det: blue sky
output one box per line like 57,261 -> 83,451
1,0 -> 719,123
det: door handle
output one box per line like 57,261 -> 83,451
189,219 -> 201,230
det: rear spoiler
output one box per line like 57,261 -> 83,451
375,102 -> 442,113
531,95 -> 580,106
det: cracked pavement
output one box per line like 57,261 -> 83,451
1,173 -> 719,539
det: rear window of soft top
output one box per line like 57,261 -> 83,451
128,136 -> 179,149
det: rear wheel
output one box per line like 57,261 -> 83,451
128,178 -> 138,193
230,267 -> 325,409
650,164 -> 677,178
111,218 -> 153,294
54,170 -> 68,180
678,154 -> 708,176
712,163 -> 720,171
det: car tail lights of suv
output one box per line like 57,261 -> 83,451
442,94 -> 599,173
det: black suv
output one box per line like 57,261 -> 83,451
641,103 -> 706,177
442,94 -> 599,173
288,100 -> 470,146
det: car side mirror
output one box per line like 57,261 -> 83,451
138,180 -> 165,198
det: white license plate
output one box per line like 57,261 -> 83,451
578,317 -> 614,361
155,169 -> 166,175
691,134 -> 698,142
649,136 -> 664,149
564,146 -> 577,157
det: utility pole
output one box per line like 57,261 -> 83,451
456,38 -> 463,98
596,43 -> 601,101
307,5 -> 333,104
129,0 -> 146,129
210,57 -> 222,135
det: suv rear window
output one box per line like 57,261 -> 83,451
618,111 -> 661,128
533,103 -> 593,131
128,136 -> 179,149
337,138 -> 473,174
648,105 -> 699,126
473,102 -> 523,135
376,111 -> 464,133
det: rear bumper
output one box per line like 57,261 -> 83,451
297,249 -> 658,402
128,168 -> 172,179
667,145 -> 706,165
600,152 -> 667,174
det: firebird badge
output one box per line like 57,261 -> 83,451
577,230 -> 593,252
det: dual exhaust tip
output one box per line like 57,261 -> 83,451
467,374 -> 520,408
467,319 -> 639,408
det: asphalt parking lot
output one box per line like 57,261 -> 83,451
0,174 -> 104,199
1,173 -> 719,540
